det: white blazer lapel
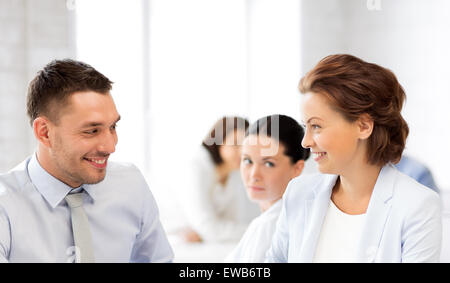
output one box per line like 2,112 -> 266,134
357,164 -> 395,262
299,175 -> 336,262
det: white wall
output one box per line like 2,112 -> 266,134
300,0 -> 450,190
146,0 -> 305,230
2,0 -> 449,198
0,0 -> 75,172
75,0 -> 146,171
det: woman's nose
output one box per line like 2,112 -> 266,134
250,164 -> 262,181
301,129 -> 313,149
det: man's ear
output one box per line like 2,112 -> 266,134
33,117 -> 52,148
357,113 -> 374,140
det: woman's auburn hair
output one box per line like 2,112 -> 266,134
299,54 -> 409,166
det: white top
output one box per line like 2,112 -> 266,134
313,200 -> 366,263
225,200 -> 282,263
177,146 -> 259,242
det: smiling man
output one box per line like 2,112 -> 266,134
0,59 -> 173,263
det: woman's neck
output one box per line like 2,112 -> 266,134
332,161 -> 382,215
258,198 -> 281,213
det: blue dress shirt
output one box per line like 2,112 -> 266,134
0,154 -> 174,263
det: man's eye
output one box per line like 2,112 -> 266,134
242,158 -> 252,165
85,129 -> 98,134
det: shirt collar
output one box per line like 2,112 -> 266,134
27,153 -> 96,208
265,198 -> 282,215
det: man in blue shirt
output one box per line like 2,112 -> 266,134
0,59 -> 173,262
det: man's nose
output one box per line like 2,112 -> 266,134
98,131 -> 117,154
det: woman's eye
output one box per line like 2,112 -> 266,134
242,158 -> 252,165
311,124 -> 321,129
265,161 -> 275,168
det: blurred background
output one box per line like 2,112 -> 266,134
1,0 -> 449,262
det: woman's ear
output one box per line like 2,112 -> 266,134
33,117 -> 52,148
357,113 -> 374,140
292,159 -> 305,178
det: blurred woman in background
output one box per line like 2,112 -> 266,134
179,116 -> 259,242
225,114 -> 310,262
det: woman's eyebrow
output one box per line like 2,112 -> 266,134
262,157 -> 276,161
306,117 -> 322,123
301,116 -> 322,125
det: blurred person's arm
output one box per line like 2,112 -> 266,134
179,154 -> 248,242
180,227 -> 203,243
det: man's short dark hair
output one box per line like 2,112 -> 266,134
26,59 -> 113,126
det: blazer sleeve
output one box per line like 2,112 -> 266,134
265,180 -> 294,263
401,191 -> 442,263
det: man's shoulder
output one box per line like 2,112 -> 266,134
0,158 -> 33,212
105,161 -> 147,179
99,161 -> 157,210
101,161 -> 149,192
0,158 -> 31,192
106,161 -> 141,173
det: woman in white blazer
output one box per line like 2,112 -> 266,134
266,54 -> 442,263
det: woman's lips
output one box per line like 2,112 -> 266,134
312,152 -> 327,162
248,186 -> 265,192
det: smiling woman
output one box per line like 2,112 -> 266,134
266,54 -> 442,263
299,54 -> 409,169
